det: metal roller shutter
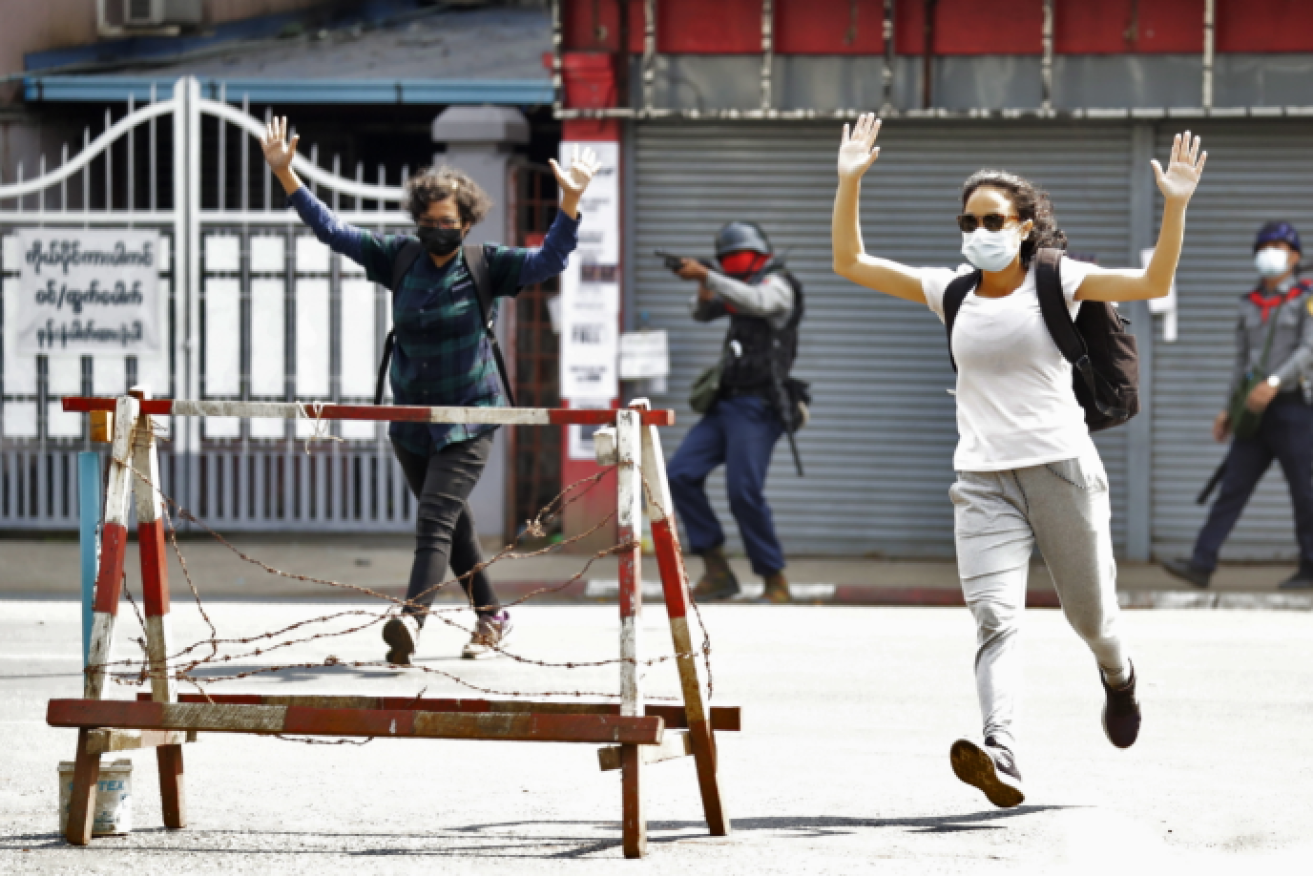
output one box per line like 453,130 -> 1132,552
633,121 -> 1133,558
1151,122 -> 1313,561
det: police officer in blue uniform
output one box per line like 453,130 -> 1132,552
1164,222 -> 1313,590
666,222 -> 803,604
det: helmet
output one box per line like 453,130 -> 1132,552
1255,221 -> 1301,254
714,221 -> 773,257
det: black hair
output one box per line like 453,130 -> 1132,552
961,169 -> 1067,268
403,166 -> 492,227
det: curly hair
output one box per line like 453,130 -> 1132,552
403,166 -> 493,227
961,169 -> 1067,268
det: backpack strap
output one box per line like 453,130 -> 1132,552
464,243 -> 517,408
943,270 -> 981,373
374,239 -> 426,405
1034,247 -> 1123,420
1034,248 -> 1087,364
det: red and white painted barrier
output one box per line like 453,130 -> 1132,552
639,406 -> 730,837
613,407 -> 647,857
62,396 -> 674,427
52,392 -> 730,859
84,395 -> 138,701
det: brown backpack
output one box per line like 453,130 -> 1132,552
943,247 -> 1140,432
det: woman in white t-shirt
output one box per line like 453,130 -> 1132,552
831,114 -> 1206,809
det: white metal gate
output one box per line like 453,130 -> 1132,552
0,77 -> 419,531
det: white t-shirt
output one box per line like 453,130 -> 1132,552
921,256 -> 1104,472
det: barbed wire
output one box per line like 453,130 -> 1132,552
89,417 -> 718,717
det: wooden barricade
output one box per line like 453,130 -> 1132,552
51,393 -> 734,858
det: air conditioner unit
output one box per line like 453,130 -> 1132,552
123,0 -> 202,28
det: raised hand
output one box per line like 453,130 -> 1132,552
838,113 -> 882,180
1152,131 -> 1207,205
549,144 -> 602,196
260,116 -> 299,174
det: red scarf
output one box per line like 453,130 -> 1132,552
718,251 -> 770,278
1250,280 -> 1311,322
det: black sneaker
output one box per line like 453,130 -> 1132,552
1162,558 -> 1211,588
1278,567 -> 1313,590
1101,661 -> 1141,749
950,737 -> 1025,808
383,615 -> 421,666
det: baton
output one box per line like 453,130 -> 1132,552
1197,460 -> 1226,506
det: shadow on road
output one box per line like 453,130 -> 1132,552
2,806 -> 1069,859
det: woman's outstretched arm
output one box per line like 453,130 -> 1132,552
831,114 -> 926,304
515,145 -> 601,287
259,116 -> 370,265
1078,132 -> 1207,303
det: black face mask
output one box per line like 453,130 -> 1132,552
418,225 -> 463,257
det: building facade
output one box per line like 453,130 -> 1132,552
557,0 -> 1313,562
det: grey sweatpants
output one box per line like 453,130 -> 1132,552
950,454 -> 1129,751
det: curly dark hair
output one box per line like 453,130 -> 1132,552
403,166 -> 493,227
961,169 -> 1067,268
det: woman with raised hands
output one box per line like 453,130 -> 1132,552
260,116 -> 601,664
832,114 -> 1206,808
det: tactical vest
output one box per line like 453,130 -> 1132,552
719,263 -> 805,392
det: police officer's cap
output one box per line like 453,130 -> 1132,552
1255,221 -> 1301,254
714,222 -> 773,257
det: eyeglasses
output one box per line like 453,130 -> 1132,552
957,213 -> 1019,234
418,218 -> 462,230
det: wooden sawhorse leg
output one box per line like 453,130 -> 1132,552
616,409 -> 648,858
67,396 -> 139,845
640,413 -> 731,837
130,386 -> 187,829
64,729 -> 102,845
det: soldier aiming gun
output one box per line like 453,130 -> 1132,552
657,223 -> 807,604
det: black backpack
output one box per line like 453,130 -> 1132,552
373,241 -> 515,407
943,247 -> 1139,432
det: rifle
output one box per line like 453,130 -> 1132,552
1197,459 -> 1226,505
769,375 -> 805,477
654,249 -> 715,273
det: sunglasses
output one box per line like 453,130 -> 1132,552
957,213 -> 1019,234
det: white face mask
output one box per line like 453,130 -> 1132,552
1255,247 -> 1292,279
962,226 -> 1023,273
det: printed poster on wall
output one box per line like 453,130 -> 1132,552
13,228 -> 164,356
558,140 -> 620,406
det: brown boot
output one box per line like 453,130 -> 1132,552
758,572 -> 791,604
691,546 -> 740,601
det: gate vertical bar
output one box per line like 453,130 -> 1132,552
639,406 -> 730,836
182,77 -> 203,520
614,407 -> 647,858
128,385 -> 187,829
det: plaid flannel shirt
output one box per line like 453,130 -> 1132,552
289,187 -> 579,454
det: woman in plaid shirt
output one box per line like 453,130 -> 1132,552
261,117 -> 601,662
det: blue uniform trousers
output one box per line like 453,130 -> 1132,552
667,394 -> 786,576
1193,394 -> 1313,572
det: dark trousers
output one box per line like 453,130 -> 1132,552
667,394 -> 786,576
392,433 -> 500,621
1193,394 -> 1313,572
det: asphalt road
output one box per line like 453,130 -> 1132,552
2,600 -> 1311,874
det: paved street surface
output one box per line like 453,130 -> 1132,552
3,536 -> 1308,604
2,599 -> 1311,874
